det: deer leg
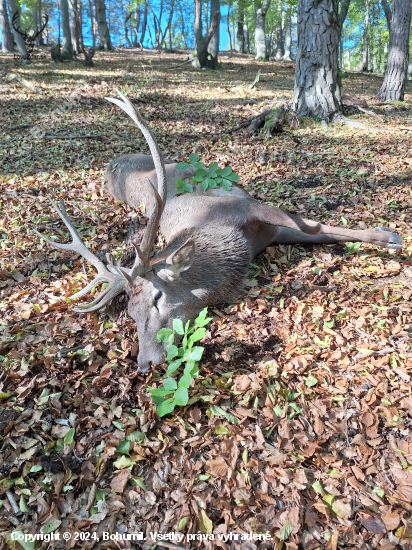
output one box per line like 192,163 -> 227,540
249,204 -> 403,253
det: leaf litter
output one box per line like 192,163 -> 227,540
0,48 -> 412,549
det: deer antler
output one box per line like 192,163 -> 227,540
12,12 -> 28,39
33,14 -> 49,41
105,90 -> 166,270
33,198 -> 129,312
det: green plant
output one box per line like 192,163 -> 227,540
175,154 -> 240,194
149,308 -> 212,417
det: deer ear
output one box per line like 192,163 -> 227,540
156,240 -> 195,282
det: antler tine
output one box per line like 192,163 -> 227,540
33,197 -> 128,312
12,12 -> 27,38
105,90 -> 167,214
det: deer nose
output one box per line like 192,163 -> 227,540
138,361 -> 152,373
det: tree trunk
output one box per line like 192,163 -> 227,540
208,0 -> 220,66
125,12 -> 132,47
359,0 -> 369,71
8,0 -> 27,57
38,0 -> 44,45
194,0 -> 220,68
0,0 -> 14,52
339,0 -> 351,25
60,0 -> 73,58
377,0 -> 411,100
227,0 -> 232,50
140,0 -> 148,45
381,0 -> 391,32
95,0 -> 111,50
177,0 -> 186,47
32,1 -> 38,45
254,0 -> 271,60
69,0 -> 81,53
237,0 -> 245,52
243,21 -> 250,52
283,9 -> 291,60
345,49 -> 350,70
88,0 -> 95,49
161,0 -> 174,48
292,0 -> 341,119
275,0 -> 283,59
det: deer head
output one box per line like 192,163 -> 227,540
34,91 -> 200,372
12,12 -> 49,54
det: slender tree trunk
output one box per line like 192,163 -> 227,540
254,0 -> 271,60
125,12 -> 132,47
292,0 -> 341,119
161,0 -> 174,48
283,8 -> 291,60
8,0 -> 27,57
227,0 -> 232,50
204,1 -> 209,35
69,0 -> 81,53
79,0 -> 83,50
381,0 -> 391,32
382,41 -> 388,72
359,0 -> 369,71
95,0 -> 111,50
275,0 -> 283,59
177,0 -> 186,47
0,0 -> 14,52
38,0 -> 44,45
61,0 -> 73,57
208,0 -> 220,66
377,0 -> 411,100
237,0 -> 245,52
194,0 -> 220,67
346,49 -> 350,69
140,0 -> 148,45
88,0 -> 95,48
32,1 -> 39,45
243,21 -> 249,52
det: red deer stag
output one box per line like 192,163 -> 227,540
35,91 -> 403,372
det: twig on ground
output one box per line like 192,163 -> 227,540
46,134 -> 101,140
164,58 -> 192,71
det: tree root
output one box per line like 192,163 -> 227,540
332,112 -> 384,132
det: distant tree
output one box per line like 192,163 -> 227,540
194,0 -> 220,67
377,0 -> 411,100
95,0 -> 111,49
0,0 -> 14,52
283,7 -> 292,60
8,0 -> 28,58
254,0 -> 271,60
61,0 -> 73,58
208,0 -> 220,64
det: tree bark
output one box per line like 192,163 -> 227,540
140,0 -> 148,45
95,0 -> 111,50
161,0 -> 174,48
283,8 -> 291,60
88,0 -> 95,49
377,0 -> 411,100
227,0 -> 232,50
177,0 -> 186,47
60,0 -> 73,58
0,0 -> 14,52
339,0 -> 351,25
237,0 -> 245,52
69,0 -> 81,53
292,0 -> 341,119
125,12 -> 132,47
8,0 -> 27,57
243,21 -> 250,52
275,0 -> 283,59
254,0 -> 271,60
380,0 -> 391,32
194,0 -> 220,68
208,0 -> 220,66
359,0 -> 369,71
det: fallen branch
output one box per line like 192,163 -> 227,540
357,106 -> 385,123
46,134 -> 101,140
164,58 -> 192,70
354,347 -> 395,360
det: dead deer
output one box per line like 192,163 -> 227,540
35,91 -> 403,372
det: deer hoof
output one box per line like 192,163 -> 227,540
374,227 -> 403,249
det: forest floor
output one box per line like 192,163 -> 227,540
1,47 -> 412,550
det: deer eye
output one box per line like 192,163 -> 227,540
153,290 -> 162,305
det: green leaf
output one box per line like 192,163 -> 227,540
113,455 -> 136,469
199,509 -> 213,535
116,440 -> 131,455
29,465 -> 43,473
193,161 -> 205,169
208,179 -> 217,188
176,161 -> 191,171
184,181 -> 194,193
178,373 -> 192,388
304,374 -> 318,387
194,168 -> 208,177
189,154 -> 199,164
276,521 -> 293,541
189,327 -> 206,343
126,431 -> 146,444
214,424 -> 232,435
227,172 -> 240,182
64,427 -> 75,445
219,166 -> 233,177
130,477 -> 147,491
174,387 -> 189,406
312,480 -> 325,496
200,180 -> 209,191
373,487 -> 384,497
40,517 -> 61,534
150,388 -> 174,397
323,493 -> 335,506
167,345 -> 179,361
166,358 -> 183,375
208,162 -> 218,173
10,531 -> 35,550
173,319 -> 184,335
157,398 -> 176,417
190,346 -> 204,361
178,516 -> 190,531
156,328 -> 173,343
176,179 -> 184,194
221,179 -> 232,191
314,335 -> 329,349
163,377 -> 178,391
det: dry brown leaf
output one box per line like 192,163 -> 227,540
110,469 -> 131,493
